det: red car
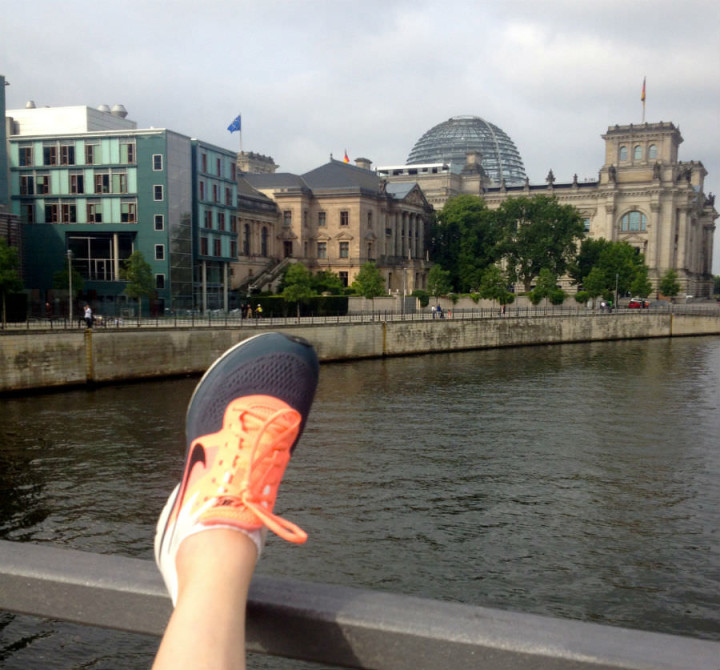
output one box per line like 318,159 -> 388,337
628,299 -> 650,308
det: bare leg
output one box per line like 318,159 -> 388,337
153,530 -> 258,670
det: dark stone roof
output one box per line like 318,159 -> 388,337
302,159 -> 383,191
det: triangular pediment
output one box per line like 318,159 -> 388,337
334,231 -> 354,241
277,229 -> 298,241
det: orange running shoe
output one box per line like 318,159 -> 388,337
154,332 -> 318,603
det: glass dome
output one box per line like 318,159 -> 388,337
407,115 -> 526,184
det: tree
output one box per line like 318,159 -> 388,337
0,239 -> 23,328
427,264 -> 453,300
630,264 -> 653,298
659,269 -> 680,300
495,195 -> 585,292
574,240 -> 651,304
120,251 -> 154,317
351,262 -> 385,299
311,270 -> 344,295
282,263 -> 315,317
528,268 -> 565,305
478,265 -> 514,306
431,195 -> 500,292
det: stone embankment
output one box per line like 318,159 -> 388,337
1,312 -> 718,394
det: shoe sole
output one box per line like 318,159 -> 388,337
185,331 -> 319,455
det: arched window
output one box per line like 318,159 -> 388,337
648,144 -> 657,159
633,145 -> 642,160
620,211 -> 647,232
619,146 -> 628,161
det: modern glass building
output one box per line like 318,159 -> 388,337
406,115 -> 526,185
5,105 -> 238,316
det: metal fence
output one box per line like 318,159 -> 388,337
1,540 -> 718,669
3,302 -> 719,332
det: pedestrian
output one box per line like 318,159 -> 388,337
431,305 -> 436,319
255,304 -> 263,319
84,304 -> 94,328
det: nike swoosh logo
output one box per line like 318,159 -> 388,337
161,442 -> 207,553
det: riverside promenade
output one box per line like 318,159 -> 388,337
1,305 -> 719,394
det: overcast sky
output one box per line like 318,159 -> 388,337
3,0 -> 719,271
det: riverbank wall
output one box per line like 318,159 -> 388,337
1,312 -> 718,393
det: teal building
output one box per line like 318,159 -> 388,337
5,104 -> 238,316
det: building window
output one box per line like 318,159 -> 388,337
633,145 -> 642,160
583,217 -> 591,232
648,144 -> 657,159
200,237 -> 209,256
47,203 -> 59,223
95,173 -> 110,193
318,211 -> 326,227
35,174 -> 50,194
155,244 -> 165,261
216,158 -> 222,176
317,242 -> 327,259
156,274 -> 165,289
70,173 -> 84,194
60,144 -> 76,165
21,202 -> 34,224
218,213 -> 226,231
230,215 -> 237,233
339,241 -> 349,258
212,184 -> 219,202
619,146 -> 628,161
225,187 -> 232,206
154,185 -> 164,201
340,211 -> 349,226
339,271 -> 348,287
61,203 -> 77,223
19,146 -> 33,166
154,214 -> 164,231
367,211 -> 373,228
120,141 -> 136,164
230,241 -> 237,258
204,210 -> 212,228
620,211 -> 647,232
43,145 -> 58,166
121,201 -> 137,223
261,227 -> 268,256
199,181 -> 205,200
214,239 -> 222,256
85,144 -> 98,165
201,153 -> 207,173
112,172 -> 128,194
243,224 -> 250,255
87,201 -> 103,223
283,210 -> 292,226
20,175 -> 34,195
153,154 -> 163,171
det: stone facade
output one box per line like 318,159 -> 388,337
243,159 -> 433,294
382,122 -> 718,298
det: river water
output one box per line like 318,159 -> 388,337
1,336 -> 719,669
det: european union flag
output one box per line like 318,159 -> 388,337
227,115 -> 242,133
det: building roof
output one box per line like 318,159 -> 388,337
302,159 -> 383,191
407,115 -> 526,185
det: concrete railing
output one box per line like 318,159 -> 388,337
1,540 -> 718,669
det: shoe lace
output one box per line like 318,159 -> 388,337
201,402 -> 307,544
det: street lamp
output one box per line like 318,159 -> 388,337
67,250 -> 73,323
615,273 -> 619,312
